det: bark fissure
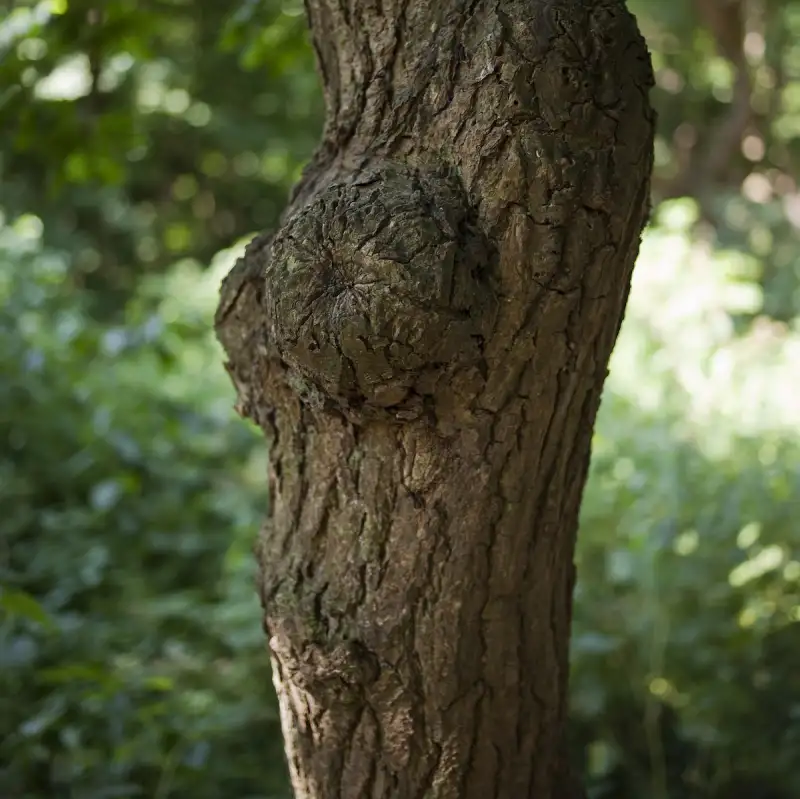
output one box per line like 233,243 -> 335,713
216,1 -> 654,797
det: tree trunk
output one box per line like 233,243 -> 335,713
215,1 -> 654,797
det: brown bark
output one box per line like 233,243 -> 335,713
215,1 -> 654,797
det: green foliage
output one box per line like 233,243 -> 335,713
1,1 -> 800,798
628,0 -> 800,321
0,0 -> 320,316
0,223 -> 288,798
572,204 -> 800,799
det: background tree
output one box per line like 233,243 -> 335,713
215,0 -> 654,796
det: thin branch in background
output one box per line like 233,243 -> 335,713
658,0 -> 753,224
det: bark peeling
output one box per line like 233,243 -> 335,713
215,1 -> 654,797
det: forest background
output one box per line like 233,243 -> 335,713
1,1 -> 799,797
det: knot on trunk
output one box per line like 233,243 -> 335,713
260,162 -> 495,421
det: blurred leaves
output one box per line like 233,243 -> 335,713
0,587 -> 56,629
0,225 -> 287,798
0,0 -> 321,318
0,1 -> 799,798
572,202 -> 800,799
629,0 -> 800,323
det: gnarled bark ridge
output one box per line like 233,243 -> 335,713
215,1 -> 654,797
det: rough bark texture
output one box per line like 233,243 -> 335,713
215,1 -> 654,797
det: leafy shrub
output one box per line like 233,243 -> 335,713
572,203 -> 800,799
0,219 -> 289,798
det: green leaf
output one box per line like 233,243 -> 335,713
0,587 -> 55,629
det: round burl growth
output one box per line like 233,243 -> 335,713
263,163 -> 493,412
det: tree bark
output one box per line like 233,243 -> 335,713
215,1 -> 654,797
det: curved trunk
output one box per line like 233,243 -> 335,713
215,1 -> 654,797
